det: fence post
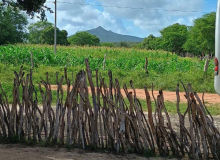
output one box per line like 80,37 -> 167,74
204,54 -> 210,72
31,52 -> 34,69
145,57 -> 148,74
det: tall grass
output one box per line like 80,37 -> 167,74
0,44 -> 215,94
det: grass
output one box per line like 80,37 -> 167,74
0,44 -> 218,114
0,44 -> 215,92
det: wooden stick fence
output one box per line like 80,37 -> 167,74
0,58 -> 219,159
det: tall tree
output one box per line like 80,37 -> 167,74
68,31 -> 100,46
40,26 -> 69,45
141,34 -> 155,50
183,12 -> 215,57
0,6 -> 28,45
28,21 -> 53,44
140,34 -> 163,50
160,23 -> 187,54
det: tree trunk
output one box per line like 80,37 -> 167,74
201,50 -> 205,61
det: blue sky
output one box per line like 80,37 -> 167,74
30,0 -> 218,38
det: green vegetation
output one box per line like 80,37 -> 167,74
0,5 -> 216,59
0,6 -> 28,45
139,34 -> 162,50
101,41 -> 140,48
28,21 -> 69,45
28,21 -> 53,44
0,44 -> 214,91
142,101 -> 220,116
1,0 -> 51,21
183,12 -> 215,56
68,31 -> 100,46
40,26 -> 69,45
0,5 -> 218,115
0,44 -> 218,115
140,12 -> 215,57
97,12 -> 215,58
160,23 -> 188,54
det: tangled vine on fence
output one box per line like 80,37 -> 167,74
0,59 -> 219,160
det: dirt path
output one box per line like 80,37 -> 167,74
50,85 -> 220,104
0,144 -> 182,160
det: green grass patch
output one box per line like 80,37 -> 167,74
0,44 -> 214,93
0,44 -> 218,114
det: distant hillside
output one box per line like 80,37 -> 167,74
85,26 -> 144,43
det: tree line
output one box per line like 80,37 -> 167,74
138,12 -> 215,58
0,3 -> 215,58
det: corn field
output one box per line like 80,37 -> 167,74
0,44 -> 215,93
0,58 -> 219,159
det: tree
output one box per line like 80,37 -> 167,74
58,30 -> 69,45
40,26 -> 54,45
140,34 -> 155,50
151,37 -> 163,50
117,41 -> 130,48
40,26 -> 69,45
28,21 -> 53,44
183,12 -> 215,57
160,23 -> 187,54
0,6 -> 28,45
68,32 -> 100,46
1,0 -> 52,20
140,34 -> 163,50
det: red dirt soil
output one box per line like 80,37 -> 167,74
50,85 -> 220,104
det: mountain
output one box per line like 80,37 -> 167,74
85,26 -> 144,43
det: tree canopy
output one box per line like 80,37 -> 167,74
160,23 -> 188,54
138,12 -> 215,57
68,32 -> 100,46
0,1 -> 216,57
28,21 -> 53,44
140,34 -> 162,50
28,21 -> 69,45
0,6 -> 28,45
1,0 -> 51,20
40,26 -> 69,45
183,12 -> 215,56
140,34 -> 155,50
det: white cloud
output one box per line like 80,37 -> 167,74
97,0 -> 204,35
37,0 -> 127,36
28,0 -> 205,37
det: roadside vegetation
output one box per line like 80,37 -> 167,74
0,44 -> 214,101
0,2 -> 217,115
0,2 -> 220,160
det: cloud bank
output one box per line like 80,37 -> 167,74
29,0 -> 205,37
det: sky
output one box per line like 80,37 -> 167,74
29,0 -> 218,38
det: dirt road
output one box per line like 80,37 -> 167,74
0,144 -> 182,160
50,85 -> 220,104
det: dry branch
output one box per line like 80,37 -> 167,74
0,59 -> 218,160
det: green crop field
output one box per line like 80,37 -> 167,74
0,44 -> 217,115
0,44 -> 214,91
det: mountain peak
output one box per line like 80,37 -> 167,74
85,26 -> 144,43
96,26 -> 105,30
